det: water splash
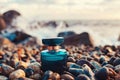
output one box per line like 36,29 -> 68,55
13,17 -> 120,46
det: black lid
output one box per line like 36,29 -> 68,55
42,37 -> 64,46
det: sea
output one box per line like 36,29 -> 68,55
14,18 -> 120,46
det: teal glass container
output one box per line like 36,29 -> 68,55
41,49 -> 67,74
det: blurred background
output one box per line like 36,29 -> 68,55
0,0 -> 120,46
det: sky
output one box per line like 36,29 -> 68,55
0,0 -> 120,20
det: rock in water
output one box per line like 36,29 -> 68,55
45,21 -> 57,27
57,31 -> 76,38
118,35 -> 120,41
12,31 -> 31,44
22,37 -> 42,46
3,10 -> 20,26
0,16 -> 6,31
2,30 -> 31,44
63,32 -> 94,47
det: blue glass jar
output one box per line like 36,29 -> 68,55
41,49 -> 67,74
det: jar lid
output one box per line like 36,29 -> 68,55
42,37 -> 64,46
